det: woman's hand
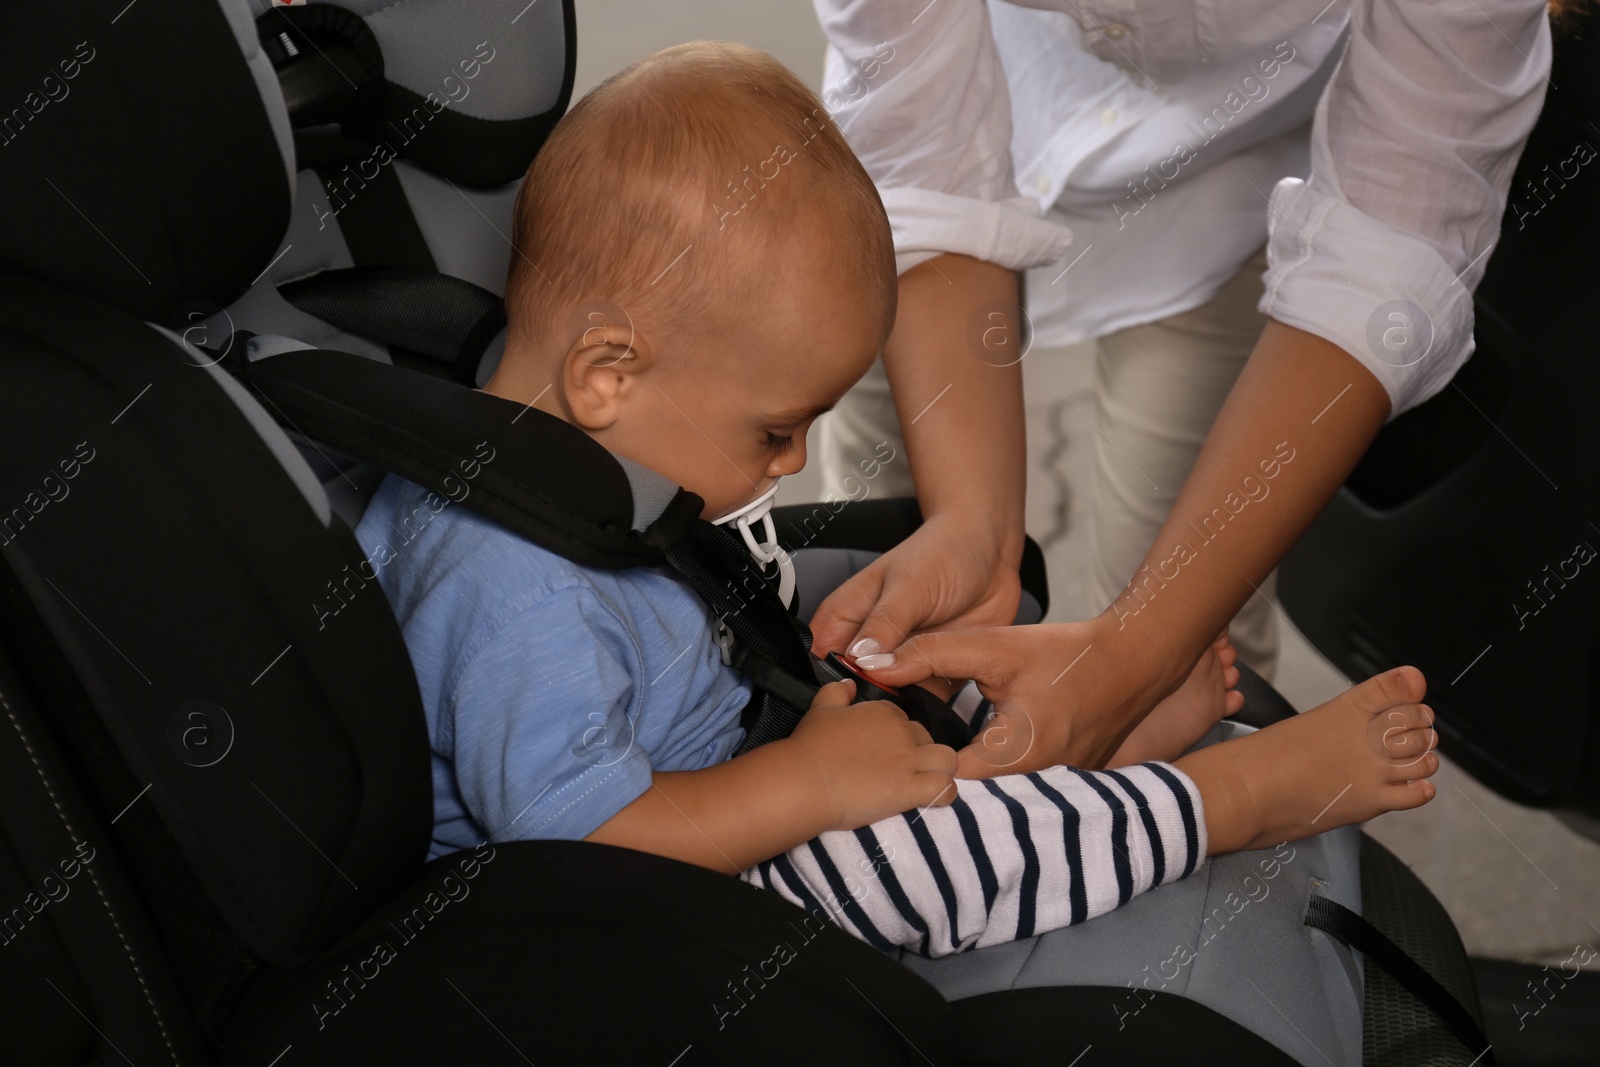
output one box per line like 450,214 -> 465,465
808,511 -> 1022,662
863,616 -> 1177,778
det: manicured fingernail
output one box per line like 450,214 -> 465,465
849,638 -> 881,657
854,653 -> 896,671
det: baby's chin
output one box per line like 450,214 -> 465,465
700,498 -> 743,522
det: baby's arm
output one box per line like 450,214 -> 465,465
587,680 -> 957,873
743,761 -> 1206,957
585,739 -> 829,873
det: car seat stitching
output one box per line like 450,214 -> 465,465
1011,907 -> 1050,988
1177,855 -> 1220,997
0,684 -> 182,1067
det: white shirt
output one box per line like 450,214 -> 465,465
815,0 -> 1551,416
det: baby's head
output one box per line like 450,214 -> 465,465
489,42 -> 896,519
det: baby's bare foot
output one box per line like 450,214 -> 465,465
1176,665 -> 1439,855
1109,632 -> 1243,767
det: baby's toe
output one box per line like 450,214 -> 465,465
1363,666 -> 1426,711
1380,720 -> 1434,755
1384,777 -> 1437,811
1385,746 -> 1438,781
1385,704 -> 1433,731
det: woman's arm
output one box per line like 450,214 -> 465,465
868,322 -> 1389,776
1259,0 -> 1550,415
1089,321 -> 1389,713
808,0 -> 1070,656
810,254 -> 1028,657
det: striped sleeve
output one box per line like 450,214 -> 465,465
740,761 -> 1206,958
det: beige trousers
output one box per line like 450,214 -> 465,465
817,245 -> 1278,679
1088,246 -> 1277,678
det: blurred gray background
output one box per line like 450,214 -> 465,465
573,0 -> 1600,969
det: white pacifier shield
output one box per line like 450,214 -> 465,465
710,481 -> 796,609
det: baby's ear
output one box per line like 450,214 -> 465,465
561,322 -> 654,430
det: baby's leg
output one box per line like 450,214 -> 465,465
1175,666 -> 1438,854
740,667 -> 1437,959
742,759 -> 1207,958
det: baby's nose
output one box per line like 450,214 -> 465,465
771,439 -> 808,477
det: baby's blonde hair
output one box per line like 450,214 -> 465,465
505,42 -> 896,359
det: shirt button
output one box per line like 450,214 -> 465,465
1101,107 -> 1118,126
1100,23 -> 1128,39
1035,175 -> 1051,194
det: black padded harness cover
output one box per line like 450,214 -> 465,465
239,347 -> 683,569
233,346 -> 824,749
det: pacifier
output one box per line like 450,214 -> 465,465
709,480 -> 796,609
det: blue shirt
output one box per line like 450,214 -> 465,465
355,474 -> 750,859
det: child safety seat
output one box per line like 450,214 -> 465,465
0,1 -> 1491,1064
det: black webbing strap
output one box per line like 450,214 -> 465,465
1304,895 -> 1493,1064
278,266 -> 506,385
732,645 -> 824,718
648,520 -> 818,752
314,161 -> 435,271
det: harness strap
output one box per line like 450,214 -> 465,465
648,519 -> 818,751
310,164 -> 435,272
1304,894 -> 1493,1064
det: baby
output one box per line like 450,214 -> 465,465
355,42 -> 1438,958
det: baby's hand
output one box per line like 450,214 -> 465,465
788,679 -> 958,832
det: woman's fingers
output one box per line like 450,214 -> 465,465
809,566 -> 887,655
819,565 -> 939,670
861,626 -> 1019,692
914,771 -> 959,807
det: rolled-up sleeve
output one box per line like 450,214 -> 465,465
1260,0 -> 1551,417
814,0 -> 1073,274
